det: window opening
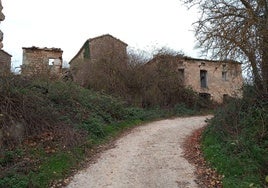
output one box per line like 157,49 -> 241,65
200,70 -> 208,88
222,71 -> 227,81
199,92 -> 211,101
48,58 -> 55,66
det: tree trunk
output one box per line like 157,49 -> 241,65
249,55 -> 263,91
260,6 -> 268,94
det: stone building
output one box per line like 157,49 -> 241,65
0,0 -> 5,49
0,0 -> 11,75
0,49 -> 11,74
147,55 -> 243,103
21,47 -> 63,77
69,34 -> 128,85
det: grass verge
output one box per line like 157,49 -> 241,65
202,91 -> 268,188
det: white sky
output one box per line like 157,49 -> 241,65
1,0 -> 200,68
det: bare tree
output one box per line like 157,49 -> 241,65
86,49 -> 128,98
183,0 -> 268,94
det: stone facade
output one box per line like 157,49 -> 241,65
21,47 -> 63,77
0,50 -> 11,74
69,34 -> 128,85
0,0 -> 5,49
147,55 -> 243,103
0,0 -> 11,74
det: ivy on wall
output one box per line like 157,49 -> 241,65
83,41 -> 90,59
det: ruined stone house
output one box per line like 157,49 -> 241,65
0,49 -> 12,74
69,34 -> 128,86
147,55 -> 243,103
0,1 -> 11,75
21,47 -> 63,77
69,34 -> 242,103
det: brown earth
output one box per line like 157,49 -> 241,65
183,126 -> 223,187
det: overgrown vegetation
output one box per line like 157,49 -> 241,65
183,0 -> 268,93
181,1 -> 268,187
0,72 -> 205,187
76,47 -> 212,109
202,86 -> 268,187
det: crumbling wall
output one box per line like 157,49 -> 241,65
89,35 -> 127,65
0,0 -> 11,75
181,59 -> 243,103
21,47 -> 63,77
0,0 -> 5,49
0,50 -> 11,74
69,34 -> 128,86
147,56 -> 243,103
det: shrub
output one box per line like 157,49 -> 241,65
0,75 -> 58,147
202,86 -> 268,187
174,103 -> 196,116
0,72 -> 203,187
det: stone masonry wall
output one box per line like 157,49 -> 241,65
0,0 -> 11,74
181,60 -> 243,103
89,35 -> 127,65
0,0 -> 5,49
70,34 -> 128,86
0,50 -> 11,74
148,56 -> 243,103
21,47 -> 63,77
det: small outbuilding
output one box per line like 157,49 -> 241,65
0,49 -> 12,74
21,46 -> 63,77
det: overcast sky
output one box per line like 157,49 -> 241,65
1,0 -> 200,68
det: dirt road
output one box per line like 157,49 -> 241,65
66,115 -> 212,188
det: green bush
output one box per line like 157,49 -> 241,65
0,75 -> 203,187
81,117 -> 106,138
0,174 -> 28,188
202,87 -> 268,187
174,103 -> 196,116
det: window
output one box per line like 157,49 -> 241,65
222,71 -> 227,81
178,68 -> 184,82
200,70 -> 208,88
48,58 -> 55,66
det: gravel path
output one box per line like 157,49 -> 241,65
66,115 -> 212,188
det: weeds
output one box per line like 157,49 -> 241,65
202,86 -> 268,187
0,75 -> 204,187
